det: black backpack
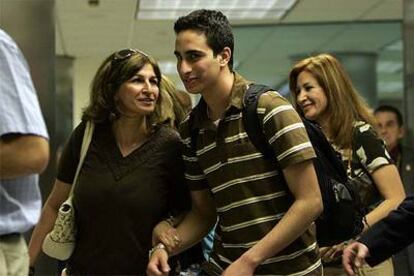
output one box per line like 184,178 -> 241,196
244,84 -> 364,246
189,83 -> 364,247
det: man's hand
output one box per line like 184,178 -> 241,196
152,221 -> 181,252
342,242 -> 370,276
147,248 -> 170,276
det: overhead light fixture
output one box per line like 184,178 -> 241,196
136,0 -> 297,20
377,81 -> 403,94
377,61 -> 402,74
88,0 -> 99,7
384,40 -> 402,51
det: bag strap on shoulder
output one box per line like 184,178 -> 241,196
242,83 -> 274,159
69,121 -> 95,196
188,83 -> 276,159
302,119 -> 348,182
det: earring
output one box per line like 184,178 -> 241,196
109,112 -> 117,121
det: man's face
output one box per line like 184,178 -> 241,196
174,30 -> 222,94
375,111 -> 404,151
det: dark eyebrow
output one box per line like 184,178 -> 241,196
134,73 -> 157,79
185,50 -> 202,55
174,50 -> 203,57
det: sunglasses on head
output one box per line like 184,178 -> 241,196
111,48 -> 149,65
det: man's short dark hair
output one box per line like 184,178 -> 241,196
374,105 -> 403,127
174,9 -> 234,71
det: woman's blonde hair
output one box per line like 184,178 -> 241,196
82,49 -> 163,129
158,75 -> 192,127
289,53 -> 376,149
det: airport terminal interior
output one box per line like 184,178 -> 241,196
1,0 -> 413,274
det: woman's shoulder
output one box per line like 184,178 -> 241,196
156,123 -> 179,136
149,125 -> 183,159
66,121 -> 88,145
352,121 -> 378,140
352,121 -> 387,155
353,121 -> 374,133
154,124 -> 181,144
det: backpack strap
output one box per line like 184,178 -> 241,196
190,84 -> 275,158
242,84 -> 275,159
302,119 -> 348,182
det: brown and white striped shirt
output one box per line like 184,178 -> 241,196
179,73 -> 321,275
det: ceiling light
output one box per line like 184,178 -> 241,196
136,0 -> 297,20
384,40 -> 402,51
377,81 -> 403,94
377,61 -> 402,73
88,0 -> 99,7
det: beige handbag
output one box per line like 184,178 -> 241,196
42,121 -> 94,260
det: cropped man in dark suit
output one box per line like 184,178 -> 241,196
342,195 -> 414,276
375,105 -> 414,275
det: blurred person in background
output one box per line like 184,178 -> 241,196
155,75 -> 205,274
159,75 -> 192,127
374,104 -> 414,275
0,28 -> 49,276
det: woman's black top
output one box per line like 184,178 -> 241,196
57,121 -> 189,275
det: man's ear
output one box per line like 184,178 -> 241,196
218,47 -> 231,67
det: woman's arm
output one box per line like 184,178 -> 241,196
28,179 -> 71,266
364,164 -> 405,231
152,212 -> 187,251
147,189 -> 217,276
352,124 -> 405,231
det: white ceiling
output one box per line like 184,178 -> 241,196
56,0 -> 403,95
55,0 -> 402,57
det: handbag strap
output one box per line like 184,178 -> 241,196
68,121 -> 95,196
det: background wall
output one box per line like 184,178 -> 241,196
0,0 -> 412,273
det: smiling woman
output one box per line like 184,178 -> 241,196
82,48 -> 163,125
289,53 -> 406,276
115,63 -> 160,119
294,70 -> 329,125
28,48 -> 192,275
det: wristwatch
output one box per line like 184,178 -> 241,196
148,243 -> 167,258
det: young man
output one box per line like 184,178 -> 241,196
147,10 -> 323,276
374,105 -> 414,275
0,28 -> 49,275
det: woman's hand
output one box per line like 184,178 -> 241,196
319,242 -> 347,262
152,220 -> 181,252
147,248 -> 170,276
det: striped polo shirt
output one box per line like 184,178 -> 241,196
179,72 -> 321,275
